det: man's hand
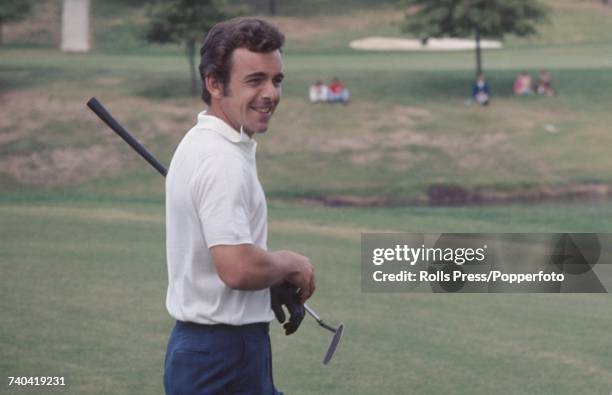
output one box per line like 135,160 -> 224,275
270,282 -> 304,335
279,251 -> 315,304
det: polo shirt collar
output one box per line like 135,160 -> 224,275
197,111 -> 254,144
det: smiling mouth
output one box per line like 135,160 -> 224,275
251,106 -> 273,115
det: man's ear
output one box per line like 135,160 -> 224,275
205,74 -> 225,100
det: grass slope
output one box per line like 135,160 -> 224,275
2,44 -> 612,201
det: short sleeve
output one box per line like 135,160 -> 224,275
190,154 -> 253,247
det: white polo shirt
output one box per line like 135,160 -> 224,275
165,112 -> 273,325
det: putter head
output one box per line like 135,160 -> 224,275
322,323 -> 344,365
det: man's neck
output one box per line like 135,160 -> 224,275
207,106 -> 241,134
206,106 -> 254,139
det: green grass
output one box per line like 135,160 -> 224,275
1,200 -> 612,394
0,202 -> 167,394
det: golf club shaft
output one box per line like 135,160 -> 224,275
87,97 -> 168,177
304,303 -> 321,321
304,303 -> 337,333
87,97 -> 322,322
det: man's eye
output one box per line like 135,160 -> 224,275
247,79 -> 262,85
273,78 -> 283,86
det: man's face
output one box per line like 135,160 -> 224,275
211,48 -> 284,137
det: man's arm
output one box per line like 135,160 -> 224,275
210,244 -> 315,303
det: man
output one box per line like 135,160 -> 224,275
164,18 -> 315,395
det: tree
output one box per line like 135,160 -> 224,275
268,0 -> 276,15
61,0 -> 92,53
0,0 -> 32,45
400,0 -> 549,75
145,0 -> 230,95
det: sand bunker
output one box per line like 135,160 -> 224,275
350,36 -> 502,51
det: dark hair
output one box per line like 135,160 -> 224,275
199,17 -> 285,104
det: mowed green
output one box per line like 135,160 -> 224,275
1,201 -> 612,394
1,0 -> 612,393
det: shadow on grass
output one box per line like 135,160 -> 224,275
0,67 -> 67,91
355,69 -> 612,104
348,70 -> 523,104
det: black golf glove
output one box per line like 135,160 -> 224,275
270,282 -> 305,335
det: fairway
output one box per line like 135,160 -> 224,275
1,0 -> 612,394
1,201 -> 612,394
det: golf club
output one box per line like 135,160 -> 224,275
304,304 -> 345,364
86,96 -> 344,364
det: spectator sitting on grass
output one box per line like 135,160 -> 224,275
327,77 -> 350,103
513,71 -> 534,96
309,80 -> 328,103
472,73 -> 490,106
536,70 -> 556,97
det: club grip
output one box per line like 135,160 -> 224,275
86,97 -> 168,177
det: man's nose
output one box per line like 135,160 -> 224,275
261,80 -> 280,101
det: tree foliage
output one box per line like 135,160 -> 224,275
145,0 -> 228,45
145,0 -> 232,95
0,0 -> 31,24
400,0 -> 550,74
0,0 -> 32,45
400,0 -> 549,40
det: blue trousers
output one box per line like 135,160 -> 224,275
164,320 -> 283,395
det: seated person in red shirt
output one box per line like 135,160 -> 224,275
513,71 -> 534,96
327,77 -> 350,103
